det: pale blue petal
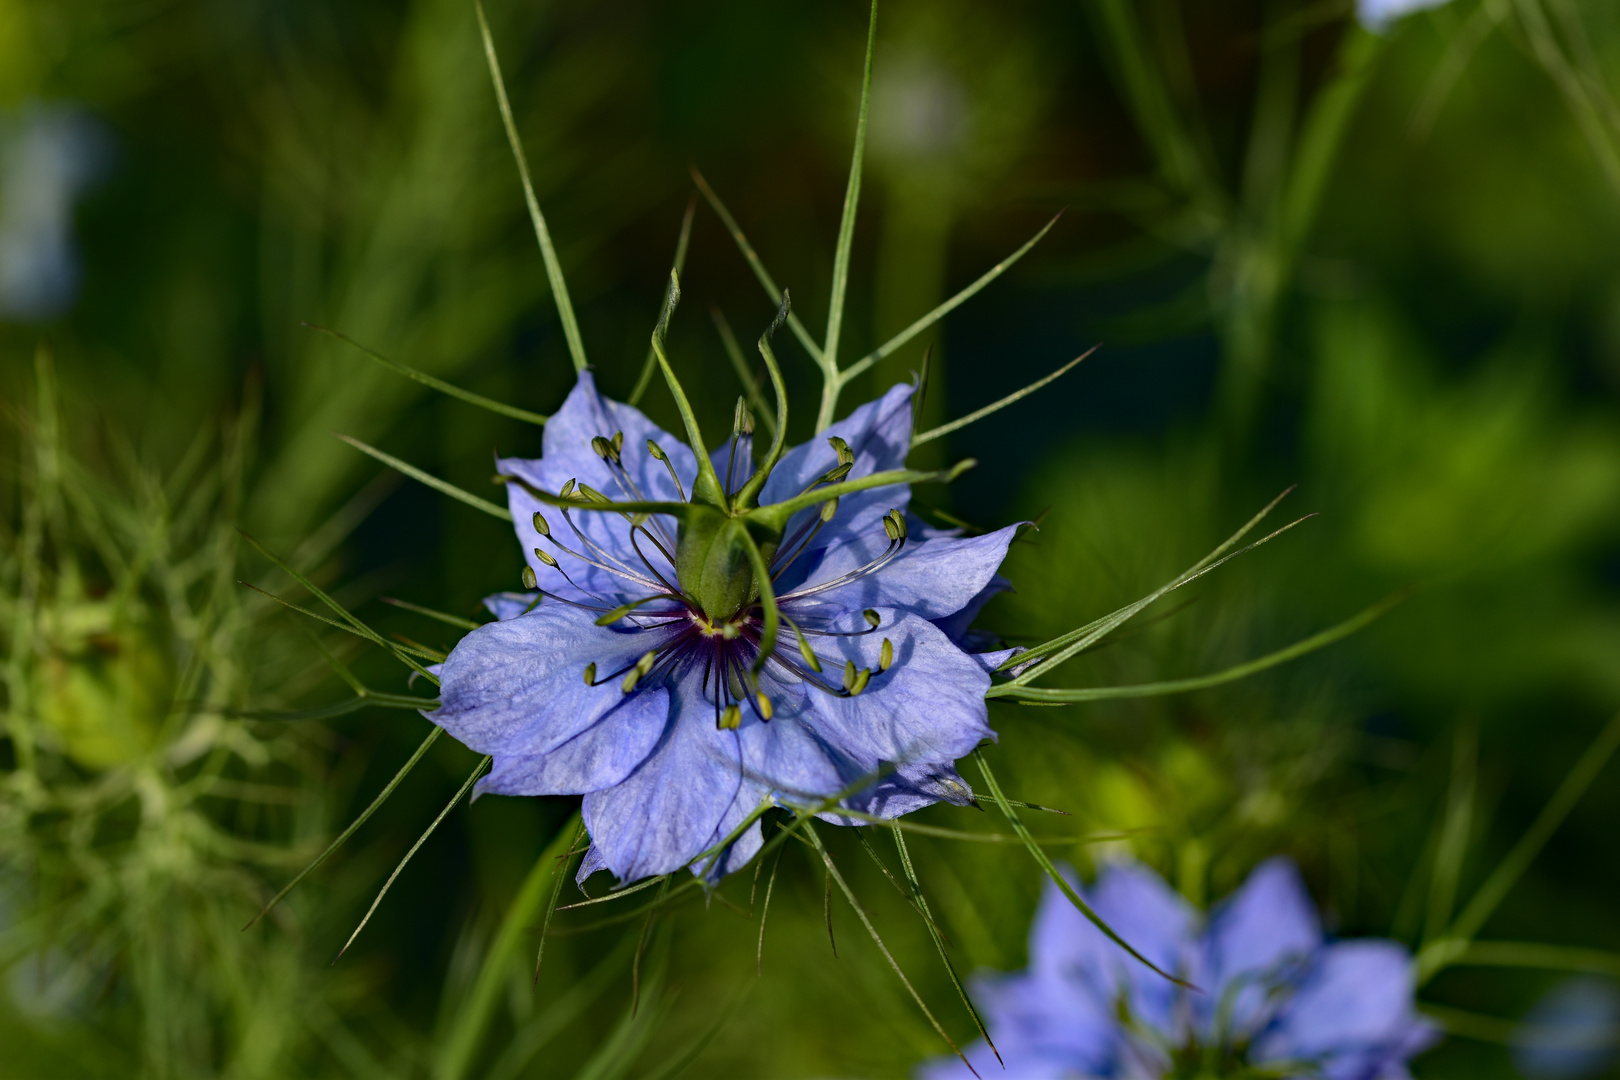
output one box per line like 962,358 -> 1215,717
932,574 -> 1013,645
1203,857 -> 1322,1037
1253,939 -> 1437,1076
798,526 -> 1019,623
795,608 -> 994,779
500,371 -> 693,602
580,676 -> 747,884
432,604 -> 669,792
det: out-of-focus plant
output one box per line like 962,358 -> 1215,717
0,351 -> 376,1078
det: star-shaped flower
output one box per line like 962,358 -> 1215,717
919,858 -> 1439,1079
429,365 -> 1015,885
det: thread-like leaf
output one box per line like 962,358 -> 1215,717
988,590 -> 1406,702
380,596 -> 484,632
336,754 -> 491,962
630,196 -> 699,405
245,727 -> 444,929
475,0 -> 587,372
912,346 -> 1097,446
309,324 -> 547,425
974,751 -> 1188,989
337,434 -> 512,521
822,0 -> 878,377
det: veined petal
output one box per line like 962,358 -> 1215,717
501,371 -> 694,600
580,675 -> 748,884
793,608 -> 994,778
430,605 -> 670,773
798,525 -> 1020,623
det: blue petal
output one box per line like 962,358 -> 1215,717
932,574 -> 1013,645
761,383 -> 915,586
796,525 -> 1019,623
580,675 -> 749,884
500,371 -> 693,603
431,603 -> 669,797
794,608 -> 995,784
1027,861 -> 1196,1037
1253,939 -> 1437,1077
1201,857 -> 1322,1037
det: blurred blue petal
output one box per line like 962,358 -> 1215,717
0,104 -> 107,321
1513,976 -> 1620,1080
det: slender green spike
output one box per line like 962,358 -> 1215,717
241,583 -> 446,663
338,434 -> 512,521
336,754 -> 491,961
1418,709 -> 1620,983
975,751 -> 1190,989
650,271 -> 727,508
893,829 -> 1002,1066
822,0 -> 879,379
711,305 -> 777,437
757,849 -> 783,975
734,293 -> 793,509
240,532 -> 439,683
475,0 -> 586,373
1424,723 -> 1478,950
999,489 -> 1305,683
1443,941 -> 1620,977
434,813 -> 583,1080
689,166 -> 824,364
308,324 -> 547,425
380,596 -> 483,631
841,212 -> 1066,385
802,821 -> 973,1071
737,529 -> 781,673
245,727 -> 444,929
988,591 -> 1407,703
910,345 -> 932,443
631,195 -> 698,405
913,346 -> 1098,447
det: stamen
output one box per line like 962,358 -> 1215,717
828,435 -> 854,466
879,638 -> 893,671
863,609 -> 880,628
646,439 -> 688,503
560,478 -> 577,498
718,703 -> 741,730
756,692 -> 774,721
533,510 -> 550,536
848,667 -> 871,695
521,565 -> 537,589
583,662 -> 597,684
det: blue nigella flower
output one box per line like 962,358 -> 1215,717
920,857 -> 1439,1080
428,341 -> 1016,885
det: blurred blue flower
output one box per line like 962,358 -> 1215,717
920,858 -> 1439,1080
0,104 -> 106,321
1357,0 -> 1454,32
1513,976 -> 1620,1080
430,371 -> 1014,884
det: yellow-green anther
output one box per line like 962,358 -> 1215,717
843,659 -> 857,692
797,632 -> 822,672
646,439 -> 668,462
621,667 -> 642,693
532,511 -> 550,536
591,435 -> 614,461
521,565 -> 537,589
849,667 -> 872,696
631,512 -> 650,527
612,430 -> 624,454
637,649 -> 657,676
594,604 -> 634,626
719,704 -> 741,730
821,462 -> 852,485
560,478 -> 577,498
863,609 -> 880,628
879,638 -> 893,671
883,514 -> 900,541
757,693 -> 774,721
583,662 -> 597,684
577,483 -> 610,504
533,547 -> 558,568
887,509 -> 908,540
821,498 -> 839,522
828,435 -> 853,466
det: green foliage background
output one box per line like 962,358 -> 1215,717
4,0 -> 1620,1077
